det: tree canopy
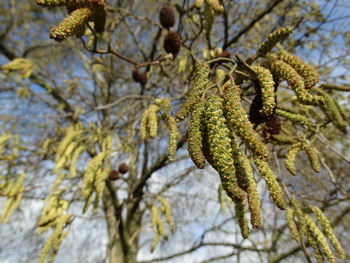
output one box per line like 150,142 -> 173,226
0,0 -> 350,262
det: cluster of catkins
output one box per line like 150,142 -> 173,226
36,0 -> 107,42
176,64 -> 286,238
149,196 -> 174,252
159,5 -> 181,57
140,98 -> 179,161
286,198 -> 345,263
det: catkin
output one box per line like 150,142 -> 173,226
310,206 -> 345,259
50,8 -> 93,42
203,3 -> 214,40
275,109 -> 310,125
304,214 -> 336,263
176,64 -> 210,121
278,53 -> 319,89
230,137 -> 261,228
284,142 -> 303,176
156,196 -> 174,233
166,115 -> 178,161
222,82 -> 269,160
303,144 -> 320,173
205,95 -> 245,202
251,66 -> 276,117
257,27 -> 293,57
254,158 -> 285,209
188,101 -> 206,168
235,200 -> 249,239
285,208 -> 300,243
270,60 -> 324,105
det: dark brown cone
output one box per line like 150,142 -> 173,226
132,69 -> 148,86
163,31 -> 181,57
263,116 -> 282,135
159,5 -> 175,29
216,50 -> 231,59
91,0 -> 107,32
118,163 -> 129,174
108,170 -> 120,180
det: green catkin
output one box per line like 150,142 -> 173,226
147,105 -> 160,139
195,0 -> 204,8
140,108 -> 150,140
303,144 -> 320,173
50,8 -> 93,42
257,27 -> 293,57
284,142 -> 303,176
254,158 -> 285,209
304,214 -> 337,263
36,0 -> 67,7
205,95 -> 245,202
285,208 -> 300,243
176,64 -> 210,121
207,0 -> 224,14
305,227 -> 325,263
235,200 -> 249,239
270,60 -> 324,105
290,198 -> 307,234
69,145 -> 85,177
278,53 -> 319,89
218,184 -> 226,213
251,66 -> 276,116
231,137 -> 261,228
166,115 -> 178,161
310,206 -> 345,259
275,109 -> 310,125
222,82 -> 269,160
188,101 -> 206,168
82,152 -> 106,199
156,196 -> 174,233
315,88 -> 347,133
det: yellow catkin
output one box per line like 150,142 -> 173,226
310,206 -> 345,259
304,227 -> 325,263
207,0 -> 224,14
285,208 -> 300,243
195,0 -> 204,8
147,105 -> 160,139
218,184 -> 226,213
304,214 -> 336,263
166,115 -> 178,161
235,200 -> 249,239
176,64 -> 210,121
69,145 -> 85,177
284,142 -> 303,176
56,128 -> 82,158
269,59 -> 324,105
303,144 -> 320,173
203,3 -> 214,40
95,167 -> 110,200
251,66 -> 276,116
150,231 -> 159,253
82,152 -> 106,199
222,82 -> 269,160
290,197 -> 307,234
188,101 -> 206,168
278,53 -> 319,89
156,196 -> 174,233
231,137 -> 261,228
205,95 -> 245,202
140,108 -> 150,140
257,27 -> 293,57
254,158 -> 285,210
275,109 -> 310,125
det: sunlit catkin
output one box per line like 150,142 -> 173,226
270,59 -> 324,105
188,101 -> 206,168
305,214 -> 336,263
230,137 -> 261,228
303,144 -> 320,173
251,66 -> 276,117
254,158 -> 285,209
50,8 -> 93,42
285,208 -> 300,243
166,115 -> 178,161
147,105 -> 160,139
206,95 -> 245,202
176,64 -> 209,121
235,200 -> 249,239
156,196 -> 174,233
275,109 -> 310,125
222,82 -> 269,160
278,53 -> 319,89
310,206 -> 345,259
284,142 -> 303,176
257,27 -> 293,57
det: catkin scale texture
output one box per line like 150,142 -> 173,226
176,64 -> 210,121
222,82 -> 269,160
205,95 -> 245,202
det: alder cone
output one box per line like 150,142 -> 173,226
108,170 -> 120,180
118,163 -> 129,174
132,69 -> 148,86
163,31 -> 181,57
216,50 -> 231,58
159,5 -> 175,29
264,116 -> 281,135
